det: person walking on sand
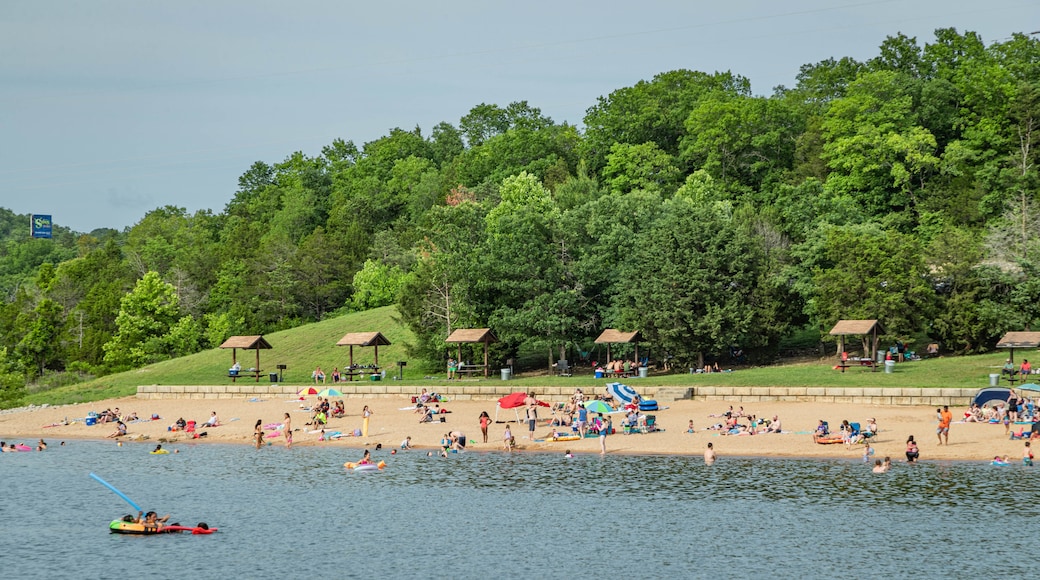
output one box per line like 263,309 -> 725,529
362,405 -> 372,437
937,405 -> 952,445
704,442 -> 716,465
283,412 -> 293,449
503,425 -> 514,451
478,411 -> 491,443
599,414 -> 612,455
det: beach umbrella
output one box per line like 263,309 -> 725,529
494,392 -> 550,423
317,388 -> 343,398
606,383 -> 639,405
297,387 -> 319,396
1018,383 -> 1040,393
583,400 -> 614,414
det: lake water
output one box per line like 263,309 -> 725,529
2,440 -> 1036,578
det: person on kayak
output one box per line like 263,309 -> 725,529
137,510 -> 170,531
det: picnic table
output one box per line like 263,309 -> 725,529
229,368 -> 264,382
456,364 -> 487,377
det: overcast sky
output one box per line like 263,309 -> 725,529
1,0 -> 1036,232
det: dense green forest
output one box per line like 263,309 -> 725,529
1,28 -> 1038,405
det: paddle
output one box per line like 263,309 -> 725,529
89,472 -> 142,512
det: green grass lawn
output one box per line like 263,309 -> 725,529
19,305 -> 1030,407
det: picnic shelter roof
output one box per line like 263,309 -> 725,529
828,320 -> 884,336
445,328 -> 498,344
996,332 -> 1040,349
595,329 -> 642,344
336,332 -> 392,347
218,335 -> 272,350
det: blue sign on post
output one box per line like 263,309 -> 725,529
30,214 -> 53,239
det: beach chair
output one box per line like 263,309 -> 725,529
638,415 -> 658,434
185,420 -> 196,434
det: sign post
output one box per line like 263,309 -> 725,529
30,214 -> 53,239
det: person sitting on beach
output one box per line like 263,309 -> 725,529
106,421 -> 127,438
710,406 -> 734,419
418,388 -> 432,404
815,420 -> 829,437
312,366 -> 326,384
687,420 -> 695,433
174,417 -> 186,431
331,367 -> 341,383
401,436 -> 412,450
419,406 -> 434,423
766,415 -> 782,433
331,400 -> 346,418
203,412 -> 219,427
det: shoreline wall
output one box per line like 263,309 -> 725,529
136,384 -> 979,407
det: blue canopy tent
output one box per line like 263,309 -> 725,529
973,387 -> 1011,408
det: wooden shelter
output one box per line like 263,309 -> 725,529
996,331 -> 1040,365
594,329 -> 643,363
219,335 -> 272,382
445,328 -> 498,377
828,320 -> 884,366
336,332 -> 391,368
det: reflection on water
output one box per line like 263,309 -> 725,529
3,440 -> 1035,577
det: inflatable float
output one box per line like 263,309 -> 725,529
550,435 -> 581,442
13,444 -> 32,452
344,460 -> 386,471
812,435 -> 845,445
109,520 -> 217,535
150,450 -> 169,455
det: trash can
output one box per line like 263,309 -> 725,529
884,360 -> 895,374
638,366 -> 648,378
501,368 -> 511,380
989,373 -> 1000,387
269,372 -> 278,383
877,350 -> 885,364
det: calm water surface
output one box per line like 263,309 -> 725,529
1,440 -> 1036,578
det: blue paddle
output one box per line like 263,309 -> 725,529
89,472 -> 142,512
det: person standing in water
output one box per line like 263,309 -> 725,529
254,420 -> 264,449
283,412 -> 293,449
599,414 -> 612,455
704,442 -> 716,465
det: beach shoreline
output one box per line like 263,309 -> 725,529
1,394 -> 1029,462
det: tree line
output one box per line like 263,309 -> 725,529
1,28 -> 1038,404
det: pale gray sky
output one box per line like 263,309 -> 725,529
1,0 -> 1036,232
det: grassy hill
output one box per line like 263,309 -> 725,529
21,304 -> 1029,407
24,306 -> 417,406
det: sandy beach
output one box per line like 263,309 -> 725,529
0,393 -> 1029,462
